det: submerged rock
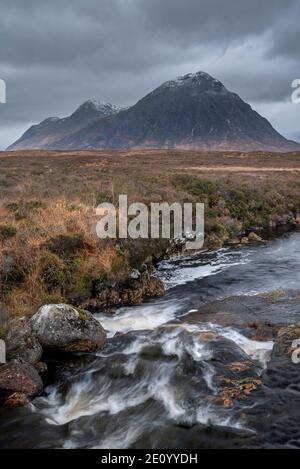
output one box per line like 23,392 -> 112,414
217,377 -> 262,408
184,291 -> 300,340
29,304 -> 106,353
0,362 -> 43,397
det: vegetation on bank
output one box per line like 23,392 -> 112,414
1,150 -> 300,317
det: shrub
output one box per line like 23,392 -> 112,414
44,234 -> 85,257
110,256 -> 130,280
96,193 -> 113,205
207,220 -> 228,238
172,175 -> 219,207
39,252 -> 68,290
0,225 -> 17,241
6,200 -> 45,221
6,202 -> 19,213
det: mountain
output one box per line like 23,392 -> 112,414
285,131 -> 300,144
8,100 -> 122,150
7,72 -> 300,152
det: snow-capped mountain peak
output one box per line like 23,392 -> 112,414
162,71 -> 226,92
82,100 -> 122,115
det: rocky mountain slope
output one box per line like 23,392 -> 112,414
7,72 -> 300,152
8,100 -> 122,150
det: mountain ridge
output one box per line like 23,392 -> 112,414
7,72 -> 300,152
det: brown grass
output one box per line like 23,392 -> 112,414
1,149 -> 300,317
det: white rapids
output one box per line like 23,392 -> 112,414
27,232 -> 300,449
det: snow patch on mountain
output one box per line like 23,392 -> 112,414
160,71 -> 229,97
81,100 -> 123,115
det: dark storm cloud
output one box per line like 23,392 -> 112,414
0,0 -> 299,148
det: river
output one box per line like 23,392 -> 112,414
1,231 -> 300,449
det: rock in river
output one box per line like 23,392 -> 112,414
0,362 -> 43,397
30,304 -> 106,353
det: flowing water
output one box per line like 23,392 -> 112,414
1,231 -> 300,449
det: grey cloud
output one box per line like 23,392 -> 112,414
0,0 -> 299,149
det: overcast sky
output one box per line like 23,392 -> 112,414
0,0 -> 300,149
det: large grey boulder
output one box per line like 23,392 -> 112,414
29,304 -> 106,353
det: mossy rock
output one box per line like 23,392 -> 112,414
29,304 -> 107,353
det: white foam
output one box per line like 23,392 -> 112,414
191,322 -> 273,368
219,328 -> 273,368
157,249 -> 250,290
95,299 -> 182,336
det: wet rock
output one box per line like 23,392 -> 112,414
4,392 -> 29,407
184,292 -> 300,338
247,226 -> 263,233
236,321 -> 300,448
143,276 -> 165,298
226,361 -> 254,373
119,286 -> 143,306
3,317 -> 42,365
198,331 -> 217,342
194,334 -> 263,408
226,237 -> 240,246
91,275 -> 164,310
248,232 -> 263,242
261,323 -> 300,390
217,377 -> 262,408
253,323 -> 280,342
93,285 -> 120,309
240,237 -> 249,245
35,361 -> 48,375
208,336 -> 260,378
0,362 -> 43,396
30,304 -> 106,353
